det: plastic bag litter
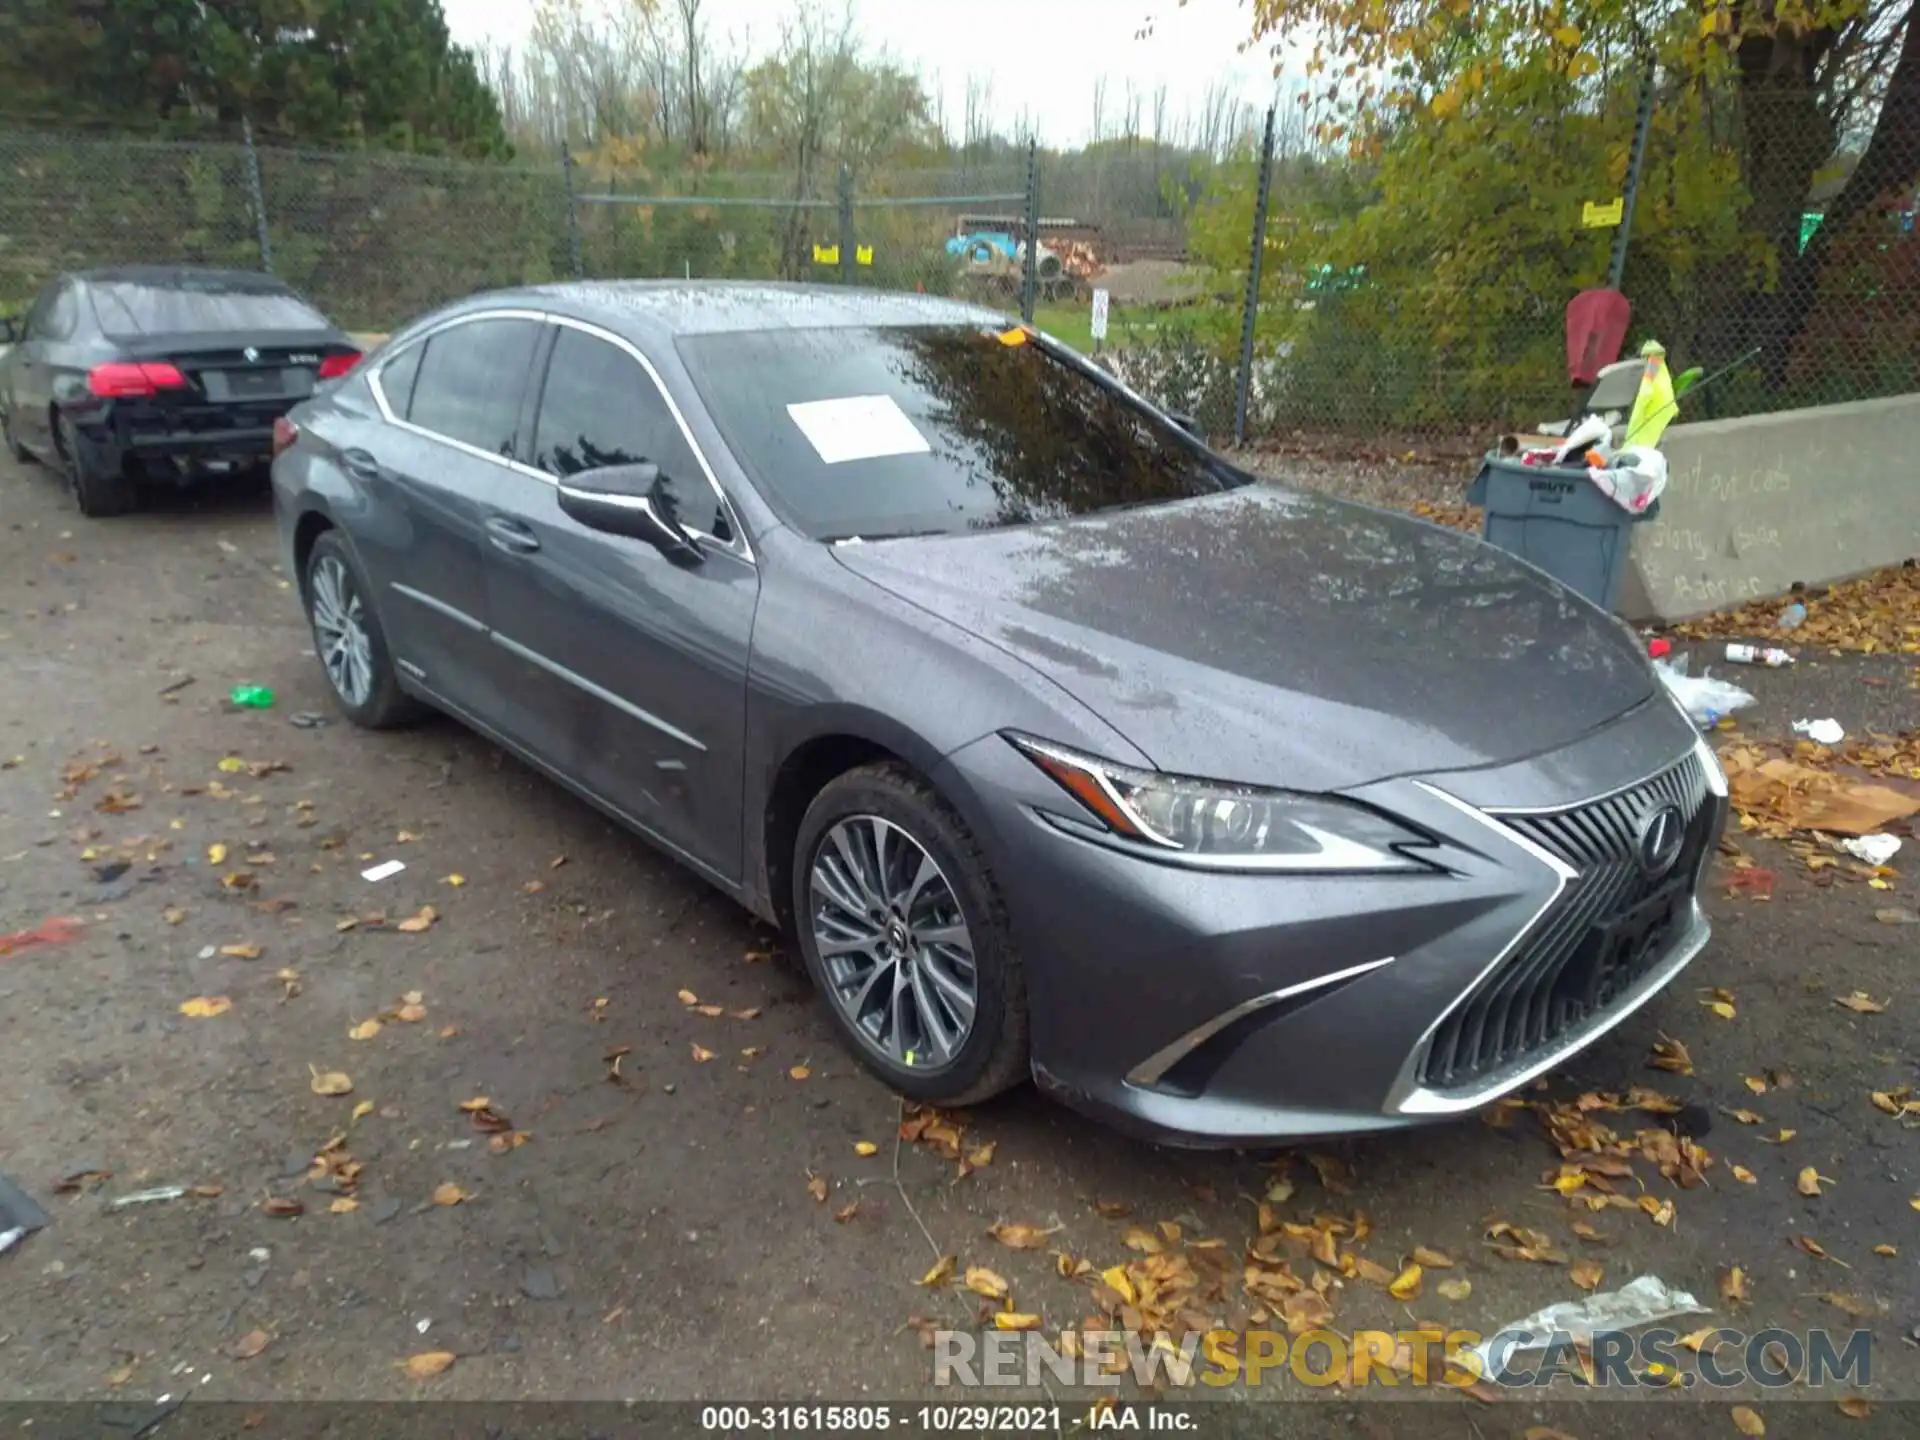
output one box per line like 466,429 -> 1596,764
1838,834 -> 1901,866
1792,717 -> 1844,745
1468,1274 -> 1709,1384
1655,657 -> 1754,729
1586,446 -> 1668,513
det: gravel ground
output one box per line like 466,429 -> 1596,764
1,451 -> 1916,1437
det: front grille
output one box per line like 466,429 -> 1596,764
1417,751 -> 1715,1091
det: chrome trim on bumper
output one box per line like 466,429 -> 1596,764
1124,957 -> 1397,1089
1391,900 -> 1710,1115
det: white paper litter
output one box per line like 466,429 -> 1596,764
786,396 -> 931,466
0,1227 -> 25,1255
1792,717 -> 1845,745
361,859 -> 406,882
1551,412 -> 1612,463
1838,834 -> 1901,866
1469,1274 -> 1709,1383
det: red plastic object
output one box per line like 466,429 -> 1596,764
1566,288 -> 1632,386
1647,637 -> 1672,659
0,915 -> 84,958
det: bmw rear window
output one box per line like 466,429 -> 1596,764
89,279 -> 330,339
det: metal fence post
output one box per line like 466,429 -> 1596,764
1607,61 -> 1656,290
1234,106 -> 1277,446
241,117 -> 274,275
837,165 -> 855,285
1020,139 -> 1040,323
560,141 -> 585,280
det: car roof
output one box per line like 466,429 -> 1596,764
71,265 -> 296,294
476,279 -> 1010,341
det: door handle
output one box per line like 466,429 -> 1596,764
485,515 -> 541,554
341,449 -> 382,483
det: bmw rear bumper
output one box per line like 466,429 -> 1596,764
938,696 -> 1728,1147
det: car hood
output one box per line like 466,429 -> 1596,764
831,484 -> 1657,792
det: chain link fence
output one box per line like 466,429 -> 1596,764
3,118 -> 1913,447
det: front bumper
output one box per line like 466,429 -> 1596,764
939,698 -> 1728,1147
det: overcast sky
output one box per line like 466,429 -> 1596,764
440,0 -> 1291,146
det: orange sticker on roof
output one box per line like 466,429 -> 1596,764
996,327 -> 1029,347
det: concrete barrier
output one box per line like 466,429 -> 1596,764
1619,392 -> 1920,623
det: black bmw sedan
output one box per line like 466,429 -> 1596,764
0,265 -> 361,516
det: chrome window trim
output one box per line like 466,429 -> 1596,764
365,307 -> 754,564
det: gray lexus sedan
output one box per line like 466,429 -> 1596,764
270,281 -> 1728,1146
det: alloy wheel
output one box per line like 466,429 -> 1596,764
808,815 -> 978,1071
309,554 -> 375,707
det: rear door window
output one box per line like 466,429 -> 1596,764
530,325 -> 731,541
88,279 -> 329,338
375,344 -> 424,421
407,317 -> 541,459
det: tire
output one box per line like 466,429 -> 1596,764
303,530 -> 426,729
791,762 -> 1029,1106
58,414 -> 136,517
0,405 -> 29,465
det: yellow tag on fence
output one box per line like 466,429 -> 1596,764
812,244 -> 840,265
1581,197 -> 1624,228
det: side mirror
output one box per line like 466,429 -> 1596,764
556,462 -> 703,563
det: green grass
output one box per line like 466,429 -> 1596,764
1031,300 -> 1172,357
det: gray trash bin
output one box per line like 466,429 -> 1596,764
1466,455 -> 1660,612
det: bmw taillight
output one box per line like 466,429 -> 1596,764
271,416 -> 299,459
317,351 -> 362,380
86,362 -> 189,398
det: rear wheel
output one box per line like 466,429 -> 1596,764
303,531 -> 425,729
791,763 -> 1029,1106
57,414 -> 136,517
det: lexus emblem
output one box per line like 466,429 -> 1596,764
1636,804 -> 1687,878
243,346 -> 260,364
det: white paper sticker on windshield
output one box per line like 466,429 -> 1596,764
786,395 -> 931,466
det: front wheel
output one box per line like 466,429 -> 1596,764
791,763 -> 1029,1106
303,531 -> 425,729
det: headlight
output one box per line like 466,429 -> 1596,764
1005,734 -> 1439,873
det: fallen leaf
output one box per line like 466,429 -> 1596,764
432,1183 -> 469,1206
1722,1108 -> 1765,1125
1410,1246 -> 1454,1268
395,905 -> 437,933
967,1143 -> 997,1167
1639,1195 -> 1676,1226
740,1046 -> 763,1058
806,1174 -> 828,1203
1524,1430 -> 1579,1440
833,1199 -> 859,1223
106,1360 -> 137,1387
1388,1263 -> 1423,1300
1797,1167 -> 1831,1196
989,1223 -> 1052,1250
964,1266 -> 1010,1301
350,1100 -> 374,1122
1732,1165 -> 1757,1184
693,1004 -> 724,1017
853,1141 -> 879,1157
918,1255 -> 956,1286
1570,1260 -> 1605,1291
1761,1129 -> 1797,1144
230,1329 -> 272,1360
400,1351 -> 457,1379
1648,1037 -> 1694,1075
677,988 -> 699,1006
394,1003 -> 427,1023
1122,1224 -> 1163,1254
443,874 -> 465,887
396,830 -> 421,843
178,995 -> 232,1018
1872,1244 -> 1896,1257
1818,1291 -> 1880,1318
1700,999 -> 1736,1019
349,1018 -> 383,1041
1721,1266 -> 1750,1305
1837,1397 -> 1872,1418
522,880 -> 545,894
1744,1075 -> 1768,1095
261,1196 -> 304,1217
1094,1200 -> 1131,1219
208,843 -> 228,865
1792,1235 -> 1847,1265
189,1183 -> 225,1198
994,1313 -> 1042,1331
329,1196 -> 359,1214
1731,1408 -> 1765,1437
690,1043 -> 715,1063
788,1065 -> 811,1081
549,854 -> 567,869
488,1130 -> 532,1153
308,1066 -> 352,1096
729,1007 -> 761,1020
1437,1278 -> 1472,1300
162,906 -> 186,925
335,917 -> 358,932
458,1096 -> 491,1112
1835,991 -> 1888,1014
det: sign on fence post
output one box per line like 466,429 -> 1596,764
1089,288 -> 1110,350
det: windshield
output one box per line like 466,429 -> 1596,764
676,324 -> 1246,541
89,279 -> 329,339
